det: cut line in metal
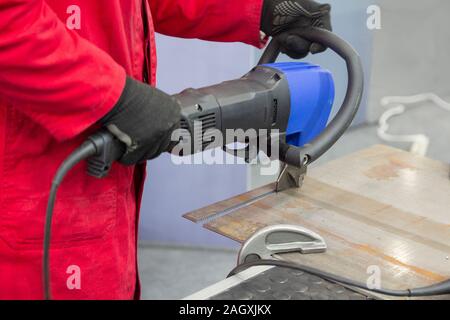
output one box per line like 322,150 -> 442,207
196,190 -> 277,225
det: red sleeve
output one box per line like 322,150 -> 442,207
0,0 -> 126,141
148,0 -> 266,48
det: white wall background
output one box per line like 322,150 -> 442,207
367,0 -> 450,122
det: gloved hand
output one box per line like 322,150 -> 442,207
261,0 -> 332,59
101,77 -> 181,165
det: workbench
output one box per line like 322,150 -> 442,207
184,145 -> 450,299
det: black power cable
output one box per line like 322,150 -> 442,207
43,141 -> 98,300
43,131 -> 124,300
228,259 -> 450,298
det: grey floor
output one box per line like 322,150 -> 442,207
139,103 -> 450,300
139,245 -> 237,300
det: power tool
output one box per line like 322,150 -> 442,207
43,28 -> 450,299
85,28 -> 362,176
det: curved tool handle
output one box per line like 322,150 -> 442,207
238,224 -> 327,265
258,39 -> 282,65
259,29 -> 364,166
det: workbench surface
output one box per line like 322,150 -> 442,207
184,145 -> 450,299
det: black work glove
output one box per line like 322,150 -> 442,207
101,77 -> 181,165
261,0 -> 332,59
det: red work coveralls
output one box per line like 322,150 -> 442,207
0,0 -> 264,299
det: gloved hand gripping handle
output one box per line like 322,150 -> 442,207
260,27 -> 364,167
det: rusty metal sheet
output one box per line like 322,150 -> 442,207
183,145 -> 450,297
185,183 -> 277,223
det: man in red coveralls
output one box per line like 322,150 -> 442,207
0,0 -> 331,299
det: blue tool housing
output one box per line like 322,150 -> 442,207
264,62 -> 335,147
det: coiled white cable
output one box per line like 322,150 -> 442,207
377,93 -> 450,156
